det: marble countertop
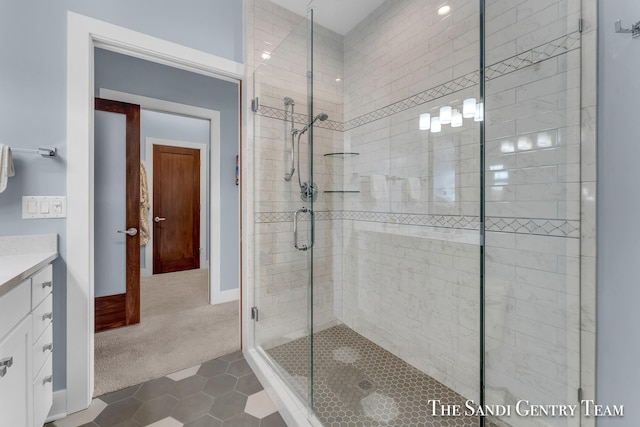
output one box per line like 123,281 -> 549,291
0,234 -> 58,296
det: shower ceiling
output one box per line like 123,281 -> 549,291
270,0 -> 386,35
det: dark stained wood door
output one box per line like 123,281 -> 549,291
94,98 -> 141,331
153,145 -> 201,274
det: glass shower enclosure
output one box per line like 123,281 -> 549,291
250,1 -> 583,426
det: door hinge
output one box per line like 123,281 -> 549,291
251,306 -> 259,321
578,387 -> 583,401
578,18 -> 583,33
251,97 -> 259,112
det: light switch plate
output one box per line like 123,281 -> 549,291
22,196 -> 67,219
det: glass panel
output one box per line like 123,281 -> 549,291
94,110 -> 127,298
311,1 -> 482,425
483,0 -> 582,426
249,1 -> 583,426
252,11 -> 314,407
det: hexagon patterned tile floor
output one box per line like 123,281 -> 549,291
266,325 -> 504,427
47,351 -> 287,427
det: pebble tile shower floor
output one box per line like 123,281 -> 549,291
48,351 -> 287,427
267,324 -> 502,427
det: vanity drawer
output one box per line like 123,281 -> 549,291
32,293 -> 53,343
31,265 -> 53,310
33,353 -> 53,427
0,280 -> 30,340
33,323 -> 53,376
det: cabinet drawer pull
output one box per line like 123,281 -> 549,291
43,343 -> 53,352
0,357 -> 13,368
42,312 -> 53,321
0,357 -> 13,377
42,281 -> 53,289
43,375 -> 53,385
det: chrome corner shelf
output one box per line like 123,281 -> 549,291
324,152 -> 360,158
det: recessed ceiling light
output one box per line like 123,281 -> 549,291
335,77 -> 342,82
261,52 -> 271,60
438,5 -> 451,15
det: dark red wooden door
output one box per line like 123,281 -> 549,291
152,145 -> 201,274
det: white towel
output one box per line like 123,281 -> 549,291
140,161 -> 150,246
370,174 -> 388,200
406,177 -> 421,201
0,144 -> 15,193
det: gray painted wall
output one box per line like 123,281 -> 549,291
0,1 -> 242,391
597,0 -> 640,423
95,48 -> 240,293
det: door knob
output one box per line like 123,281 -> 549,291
117,227 -> 138,236
154,216 -> 166,223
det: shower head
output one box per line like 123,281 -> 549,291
298,113 -> 329,135
284,97 -> 295,106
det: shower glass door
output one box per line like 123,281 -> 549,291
252,10 -> 316,409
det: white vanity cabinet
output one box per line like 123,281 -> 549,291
0,264 -> 54,427
31,265 -> 54,427
0,281 -> 32,427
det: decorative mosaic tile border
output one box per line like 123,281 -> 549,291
485,216 -> 580,238
341,211 -> 480,230
255,211 -> 580,238
256,105 -> 345,131
255,33 -> 580,132
343,71 -> 480,131
484,33 -> 581,80
254,210 -> 341,223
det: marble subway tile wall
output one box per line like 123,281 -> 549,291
341,0 -> 587,422
246,1 -> 595,424
250,0 -> 345,347
342,226 -> 481,399
341,0 -> 483,401
484,1 -> 583,426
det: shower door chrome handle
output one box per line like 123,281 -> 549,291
293,207 -> 314,251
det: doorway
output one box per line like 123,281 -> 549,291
66,12 -> 244,413
91,91 -> 237,396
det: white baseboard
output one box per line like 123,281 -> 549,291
210,287 -> 239,305
46,389 -> 68,423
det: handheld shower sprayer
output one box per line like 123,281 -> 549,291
295,112 -> 329,202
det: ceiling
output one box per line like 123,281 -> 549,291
270,0 -> 387,35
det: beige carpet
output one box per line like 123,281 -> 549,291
94,269 -> 240,396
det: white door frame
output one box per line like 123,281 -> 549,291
145,138 -> 209,276
66,11 -> 243,414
